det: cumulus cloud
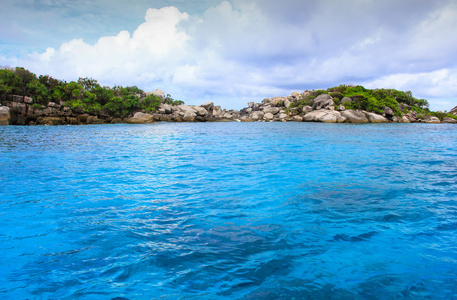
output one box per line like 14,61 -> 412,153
21,6 -> 189,83
5,0 -> 457,110
365,69 -> 457,96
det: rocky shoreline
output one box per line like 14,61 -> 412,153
1,90 -> 456,125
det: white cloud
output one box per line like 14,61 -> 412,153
4,0 -> 457,111
20,6 -> 189,86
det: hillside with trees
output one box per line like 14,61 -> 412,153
1,66 -> 456,125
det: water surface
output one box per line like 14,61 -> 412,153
1,122 -> 456,299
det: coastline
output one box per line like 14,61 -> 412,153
1,92 -> 456,126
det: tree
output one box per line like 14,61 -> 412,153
28,80 -> 50,104
78,77 -> 99,91
103,95 -> 139,118
92,85 -> 114,106
64,81 -> 84,101
0,68 -> 20,100
39,75 -> 64,92
141,94 -> 161,112
15,67 -> 37,97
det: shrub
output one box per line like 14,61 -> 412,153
141,94 -> 161,112
297,95 -> 316,107
86,103 -> 102,115
431,111 -> 448,121
69,99 -> 87,113
342,101 -> 353,110
172,100 -> 184,106
327,85 -> 347,94
329,92 -> 342,99
103,95 -> 138,118
312,89 -> 327,97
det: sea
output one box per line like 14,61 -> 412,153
0,122 -> 456,299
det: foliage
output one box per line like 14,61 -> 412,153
312,89 -> 327,97
15,67 -> 37,97
0,68 -> 20,100
91,85 -> 114,106
1,66 -> 187,118
0,66 -> 441,119
163,93 -> 185,106
430,111 -> 456,121
77,77 -> 99,91
141,94 -> 161,113
172,100 -> 184,105
291,85 -> 433,117
103,95 -> 139,118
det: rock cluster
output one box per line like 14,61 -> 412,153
126,102 -> 221,123
2,95 -> 91,125
0,94 -> 243,125
0,90 -> 455,125
234,91 -> 437,123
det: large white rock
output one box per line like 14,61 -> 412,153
250,111 -> 264,121
402,116 -> 411,123
152,89 -> 165,100
303,106 -> 313,114
442,117 -> 457,124
291,92 -> 303,100
303,109 -> 346,123
312,94 -> 334,110
303,110 -> 327,122
183,111 -> 196,122
270,97 -> 286,107
200,102 -> 214,113
264,112 -> 274,121
158,103 -> 172,114
426,116 -> 441,123
177,105 -> 197,115
192,106 -> 207,116
125,112 -> 154,124
262,106 -> 281,115
340,110 -> 369,123
363,111 -> 388,123
278,113 -> 288,120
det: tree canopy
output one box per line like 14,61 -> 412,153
0,66 -> 185,117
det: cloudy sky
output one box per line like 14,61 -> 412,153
1,0 -> 457,111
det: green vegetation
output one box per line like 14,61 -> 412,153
0,66 -> 184,118
141,94 -> 161,113
288,84 -> 454,119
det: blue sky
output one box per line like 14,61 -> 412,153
1,0 -> 457,111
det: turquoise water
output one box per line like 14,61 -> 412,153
1,122 -> 457,299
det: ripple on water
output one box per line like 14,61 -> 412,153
1,123 -> 457,299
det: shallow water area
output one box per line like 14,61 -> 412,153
1,122 -> 457,299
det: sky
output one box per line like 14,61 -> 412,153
1,0 -> 457,111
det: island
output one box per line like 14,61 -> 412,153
1,67 -> 456,125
